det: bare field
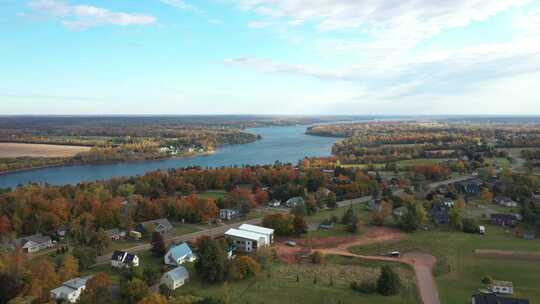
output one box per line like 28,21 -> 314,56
0,143 -> 90,158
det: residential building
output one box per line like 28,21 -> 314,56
493,196 -> 518,208
238,224 -> 274,244
430,204 -> 450,225
50,276 -> 92,303
12,233 -> 53,253
491,281 -> 513,295
491,213 -> 521,227
164,242 -> 196,266
267,199 -> 282,207
224,228 -> 267,252
471,293 -> 529,304
456,179 -> 483,195
219,209 -> 241,221
286,196 -> 305,208
393,206 -> 408,217
160,266 -> 189,290
441,198 -> 455,208
105,228 -> 125,241
111,251 -> 139,268
135,218 -> 173,234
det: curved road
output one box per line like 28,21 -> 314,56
315,233 -> 440,304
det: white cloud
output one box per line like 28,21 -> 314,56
225,37 -> 540,99
159,0 -> 223,24
27,0 -> 156,29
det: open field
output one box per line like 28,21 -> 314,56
198,190 -> 229,200
349,226 -> 540,303
174,257 -> 419,304
0,142 -> 90,158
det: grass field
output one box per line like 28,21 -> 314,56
174,255 -> 419,304
198,190 -> 229,200
305,203 -> 370,224
341,158 -> 454,170
349,226 -> 540,303
0,142 -> 90,157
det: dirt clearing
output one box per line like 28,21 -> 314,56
0,143 -> 90,158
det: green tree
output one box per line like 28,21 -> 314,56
399,203 -> 426,232
326,192 -> 337,209
195,237 -> 229,283
90,228 -> 111,256
377,266 -> 401,296
72,247 -> 97,271
120,278 -> 150,304
341,206 -> 355,225
449,208 -> 463,231
292,214 -> 308,235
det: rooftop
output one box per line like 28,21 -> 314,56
225,228 -> 266,241
238,224 -> 274,235
164,266 -> 189,281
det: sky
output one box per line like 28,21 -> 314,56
1,0 -> 540,115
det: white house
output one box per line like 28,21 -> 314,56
12,234 -> 53,253
238,224 -> 274,244
50,276 -> 92,303
164,242 -> 196,266
490,281 -> 514,295
286,197 -> 304,208
493,196 -> 518,208
111,251 -> 139,268
224,228 -> 267,252
441,198 -> 455,208
219,209 -> 241,221
160,266 -> 189,290
267,199 -> 281,207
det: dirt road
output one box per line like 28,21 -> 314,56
305,227 -> 440,304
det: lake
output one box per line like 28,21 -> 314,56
0,125 -> 340,188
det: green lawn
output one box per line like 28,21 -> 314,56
306,203 -> 370,224
174,255 -> 419,304
170,222 -> 202,237
198,190 -> 228,200
349,226 -> 540,303
84,250 -> 164,285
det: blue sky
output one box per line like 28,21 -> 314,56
1,0 -> 540,115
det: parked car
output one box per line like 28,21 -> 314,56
389,251 -> 401,258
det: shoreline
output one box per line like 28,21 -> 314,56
0,149 -> 218,178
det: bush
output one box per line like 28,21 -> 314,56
351,280 -> 377,294
229,256 -> 261,280
377,266 -> 401,296
462,218 -> 478,233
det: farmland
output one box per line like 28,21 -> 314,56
0,143 -> 90,158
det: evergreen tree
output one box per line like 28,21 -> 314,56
377,266 -> 401,296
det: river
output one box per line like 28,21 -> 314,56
0,125 -> 340,188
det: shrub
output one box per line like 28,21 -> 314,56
351,280 -> 377,294
377,266 -> 401,296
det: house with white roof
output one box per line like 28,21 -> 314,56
111,250 -> 139,268
160,266 -> 189,290
224,228 -> 267,252
12,233 -> 53,253
50,276 -> 92,303
164,242 -> 196,266
238,224 -> 274,244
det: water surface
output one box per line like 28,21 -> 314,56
0,126 -> 339,188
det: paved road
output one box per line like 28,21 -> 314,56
95,217 -> 265,265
